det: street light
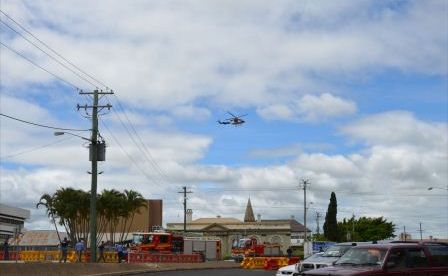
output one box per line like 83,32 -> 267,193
54,131 -> 91,141
428,186 -> 448,191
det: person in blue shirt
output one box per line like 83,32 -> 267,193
116,243 -> 125,263
75,240 -> 85,262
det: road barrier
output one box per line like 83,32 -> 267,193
1,250 -> 207,264
128,252 -> 203,263
241,256 -> 300,270
0,250 -> 120,263
0,251 -> 19,261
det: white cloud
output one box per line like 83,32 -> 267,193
341,111 -> 447,148
257,104 -> 295,121
171,105 -> 211,122
0,0 -> 446,112
258,93 -> 356,122
0,1 -> 446,239
297,93 -> 357,122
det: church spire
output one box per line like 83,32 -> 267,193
244,197 -> 255,222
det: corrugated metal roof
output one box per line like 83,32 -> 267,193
9,230 -> 67,246
192,217 -> 241,224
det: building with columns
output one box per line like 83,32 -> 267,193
166,198 -> 311,256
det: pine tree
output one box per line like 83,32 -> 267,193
323,192 -> 338,241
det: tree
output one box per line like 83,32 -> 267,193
51,187 -> 90,243
36,193 -> 62,243
100,189 -> 125,244
37,187 -> 145,247
119,190 -> 147,242
323,192 -> 338,241
338,216 -> 396,242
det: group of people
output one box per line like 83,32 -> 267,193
58,238 -> 127,263
59,237 -> 86,263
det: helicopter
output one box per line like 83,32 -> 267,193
218,111 -> 247,126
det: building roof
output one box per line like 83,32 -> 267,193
0,204 -> 30,220
192,217 -> 241,224
10,230 -> 68,246
166,218 -> 313,233
261,219 -> 311,232
244,198 -> 255,222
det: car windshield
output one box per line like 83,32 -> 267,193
322,245 -> 352,257
335,248 -> 387,266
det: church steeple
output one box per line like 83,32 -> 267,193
244,197 -> 255,222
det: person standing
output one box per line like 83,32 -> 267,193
59,237 -> 70,263
3,240 -> 9,261
97,241 -> 106,262
287,247 -> 293,258
116,243 -> 124,263
75,239 -> 85,262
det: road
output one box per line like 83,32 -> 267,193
139,268 -> 275,276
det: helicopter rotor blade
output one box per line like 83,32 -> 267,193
237,114 -> 248,118
227,111 -> 237,118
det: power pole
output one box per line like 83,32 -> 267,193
78,89 -> 112,262
178,186 -> 192,233
315,211 -> 321,235
301,179 -> 310,243
351,212 -> 355,241
403,226 -> 406,242
418,222 -> 424,241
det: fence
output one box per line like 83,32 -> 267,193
0,250 -> 205,264
241,256 -> 300,270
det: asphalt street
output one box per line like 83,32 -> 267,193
139,268 -> 275,276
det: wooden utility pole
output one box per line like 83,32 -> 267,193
178,186 -> 192,233
78,89 -> 112,262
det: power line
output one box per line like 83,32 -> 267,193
109,101 -> 170,185
0,41 -> 80,90
0,18 -> 98,88
100,119 -> 161,186
0,9 -> 108,89
200,186 -> 446,197
0,113 -> 90,131
0,137 -> 72,159
0,10 -> 173,185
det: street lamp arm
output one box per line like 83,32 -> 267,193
54,131 -> 92,142
427,186 -> 448,191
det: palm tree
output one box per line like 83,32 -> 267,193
100,189 -> 125,244
52,188 -> 90,243
36,194 -> 62,243
119,190 -> 147,242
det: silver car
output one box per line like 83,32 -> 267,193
276,243 -> 357,275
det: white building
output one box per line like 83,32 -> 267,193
0,204 -> 30,243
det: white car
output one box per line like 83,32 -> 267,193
276,253 -> 324,276
276,263 -> 297,275
276,243 -> 357,275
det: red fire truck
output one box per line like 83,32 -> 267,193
131,232 -> 183,253
131,232 -> 221,260
231,238 -> 281,262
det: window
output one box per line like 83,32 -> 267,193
387,249 -> 407,270
407,248 -> 429,268
427,244 -> 448,267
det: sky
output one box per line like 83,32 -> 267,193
0,0 -> 447,240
